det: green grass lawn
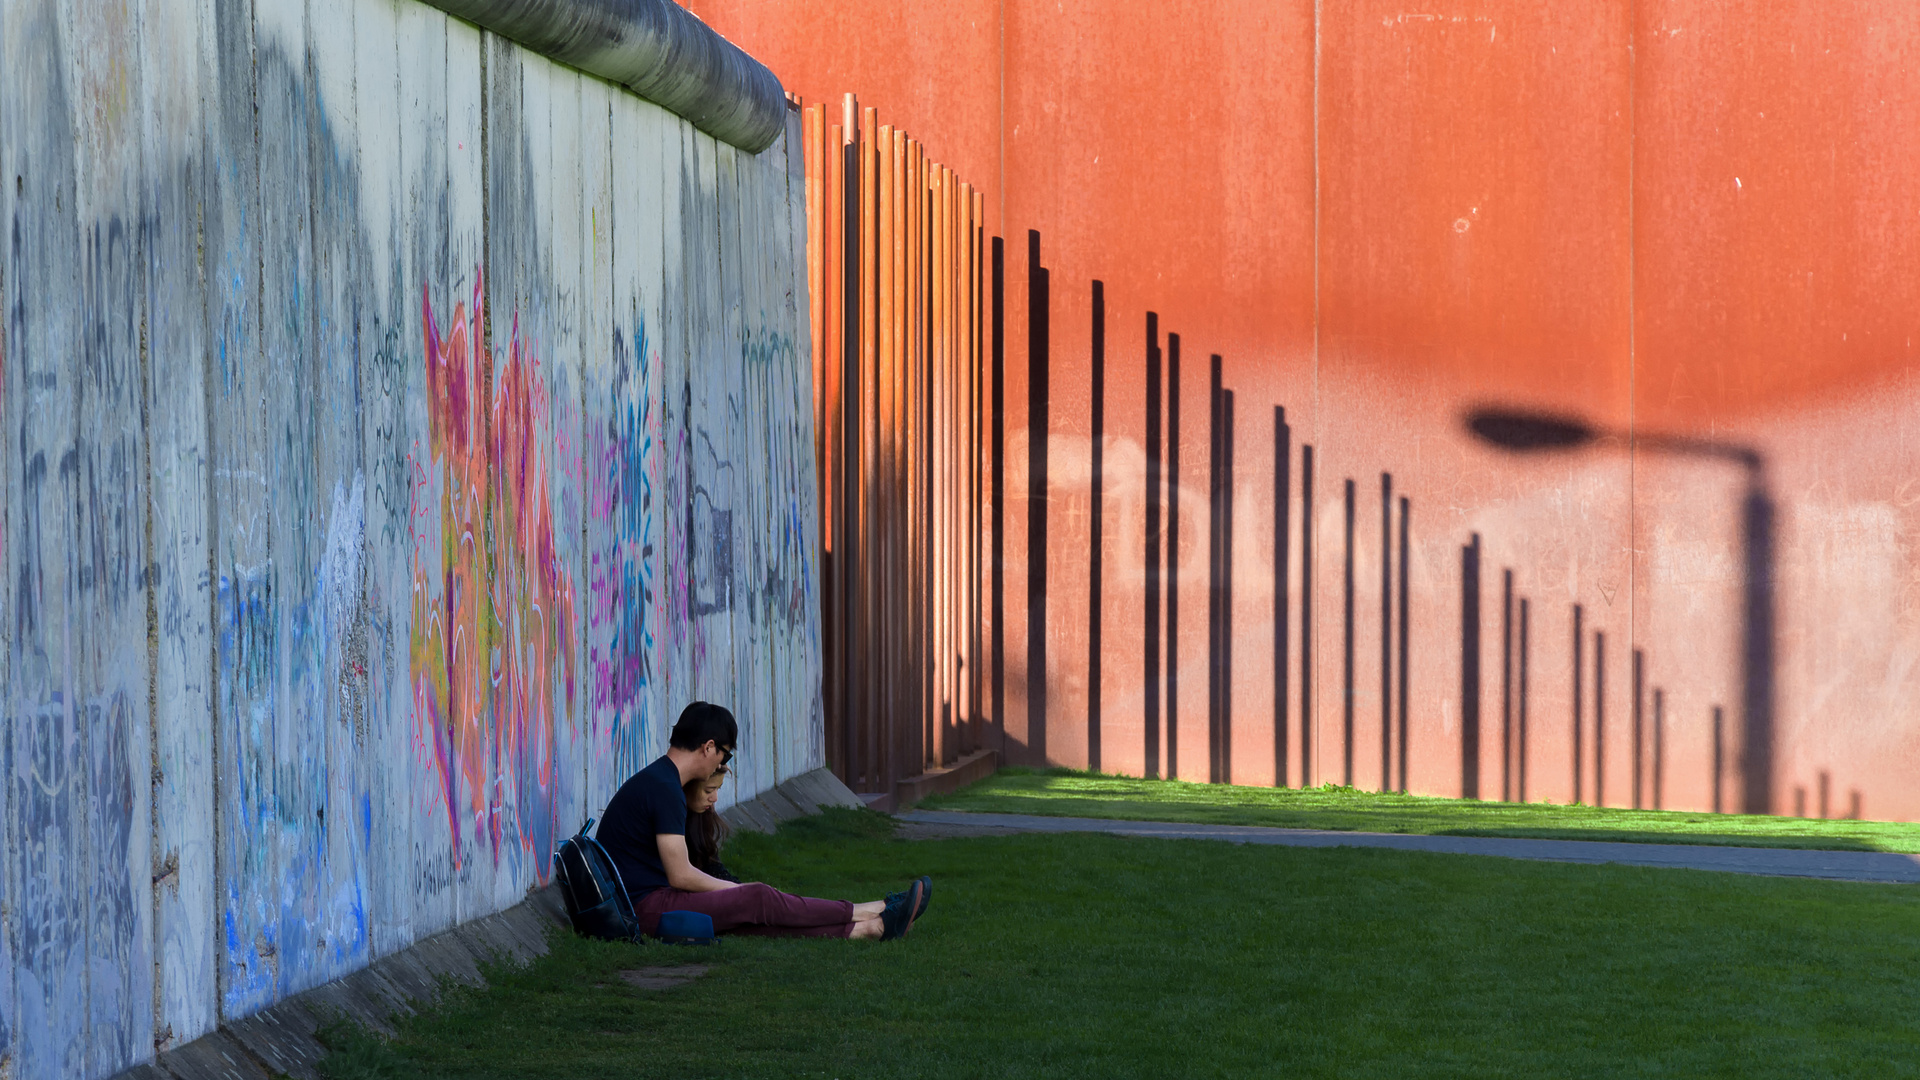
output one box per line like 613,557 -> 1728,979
322,808 -> 1920,1079
918,767 -> 1920,853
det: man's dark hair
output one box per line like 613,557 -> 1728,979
670,701 -> 738,753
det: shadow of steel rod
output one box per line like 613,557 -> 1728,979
1464,405 -> 1775,815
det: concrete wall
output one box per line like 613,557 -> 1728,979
696,0 -> 1920,822
0,1 -> 820,1076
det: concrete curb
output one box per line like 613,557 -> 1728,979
721,765 -> 866,833
894,749 -> 999,809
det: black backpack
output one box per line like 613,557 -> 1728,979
552,818 -> 645,942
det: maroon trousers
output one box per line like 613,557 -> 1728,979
634,882 -> 856,939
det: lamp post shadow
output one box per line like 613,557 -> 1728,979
1465,406 -> 1775,816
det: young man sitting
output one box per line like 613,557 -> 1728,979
596,701 -> 930,940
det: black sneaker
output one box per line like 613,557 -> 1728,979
879,879 -> 925,941
885,876 -> 933,921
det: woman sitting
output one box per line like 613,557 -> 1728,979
683,767 -> 739,883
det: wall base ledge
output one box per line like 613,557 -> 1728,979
116,767 -> 856,1080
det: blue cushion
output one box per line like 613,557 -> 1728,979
656,910 -> 717,943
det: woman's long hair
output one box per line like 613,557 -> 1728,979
684,773 -> 732,870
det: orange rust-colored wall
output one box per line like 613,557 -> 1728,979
695,0 -> 1920,821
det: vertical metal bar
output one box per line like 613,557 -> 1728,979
1572,604 -> 1584,805
911,138 -> 924,775
1343,478 -> 1356,786
1026,229 -> 1049,765
944,169 -> 959,765
1594,629 -> 1607,808
1397,496 -> 1411,793
859,106 -> 879,790
952,176 -> 967,761
1144,314 -> 1162,780
904,139 -> 921,782
935,168 -> 951,767
1165,333 -> 1180,778
991,236 -> 1006,754
1461,534 -> 1481,800
905,138 -> 923,782
1300,444 -> 1315,787
1381,474 -> 1393,793
1208,355 -> 1223,784
1223,389 -> 1236,783
897,128 -> 915,790
971,204 -> 986,756
805,106 -> 827,583
1633,648 -> 1645,810
1653,688 -> 1665,811
964,190 -> 981,756
840,97 -> 864,788
1712,705 -> 1724,813
820,114 -> 843,778
876,126 -> 896,798
1502,568 -> 1513,802
922,143 -> 934,777
953,175 -> 965,763
1088,281 -> 1106,773
1518,596 -> 1530,802
1274,408 -> 1291,788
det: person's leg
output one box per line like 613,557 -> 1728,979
707,902 -> 894,940
635,883 -> 857,937
724,912 -> 888,939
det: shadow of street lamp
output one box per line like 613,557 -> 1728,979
1464,406 -> 1775,815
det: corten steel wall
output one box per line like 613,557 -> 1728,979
0,3 -> 819,1076
698,0 -> 1920,823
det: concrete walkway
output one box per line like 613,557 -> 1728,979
895,810 -> 1920,885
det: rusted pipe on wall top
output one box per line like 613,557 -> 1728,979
422,0 -> 788,152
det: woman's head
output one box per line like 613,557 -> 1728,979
683,766 -> 732,870
685,765 -> 727,815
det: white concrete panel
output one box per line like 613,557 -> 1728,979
140,0 -> 217,1048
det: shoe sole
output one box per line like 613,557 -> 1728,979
902,879 -> 926,936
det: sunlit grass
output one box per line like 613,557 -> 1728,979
320,807 -> 1920,1079
918,767 -> 1920,853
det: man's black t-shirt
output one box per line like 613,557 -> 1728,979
596,755 -> 687,898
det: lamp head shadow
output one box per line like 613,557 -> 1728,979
1458,401 -> 1775,817
1465,407 -> 1598,453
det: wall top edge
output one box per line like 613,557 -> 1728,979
421,0 -> 788,153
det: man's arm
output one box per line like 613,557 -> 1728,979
657,833 -> 740,893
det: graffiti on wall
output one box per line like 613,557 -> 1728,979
590,312 -> 660,778
412,271 -> 578,884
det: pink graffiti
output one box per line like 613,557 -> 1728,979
412,269 -> 577,872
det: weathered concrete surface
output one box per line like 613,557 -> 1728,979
895,811 -> 1920,886
894,749 -> 1000,809
2,1 -> 820,1076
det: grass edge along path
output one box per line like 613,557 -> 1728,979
316,808 -> 1920,1080
918,768 -> 1920,854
